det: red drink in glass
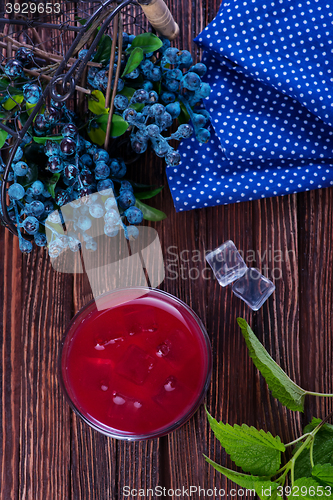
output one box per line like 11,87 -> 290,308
59,288 -> 212,440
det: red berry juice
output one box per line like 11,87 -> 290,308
60,288 -> 212,440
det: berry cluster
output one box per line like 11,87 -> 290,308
1,101 -> 144,254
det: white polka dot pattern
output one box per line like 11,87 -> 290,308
166,0 -> 333,212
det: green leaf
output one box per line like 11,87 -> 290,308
46,173 -> 61,198
312,464 -> 333,486
126,33 -> 163,54
237,318 -> 306,412
207,411 -> 285,476
2,94 -> 24,110
178,100 -> 190,125
93,34 -> 112,64
0,128 -> 8,148
108,114 -> 129,138
135,199 -> 167,221
120,87 -> 136,99
26,102 -> 45,117
87,126 -> 105,146
204,457 -> 279,500
122,47 -> 144,77
32,136 -> 63,144
135,186 -> 164,200
88,90 -> 108,115
288,478 -> 322,499
294,421 -> 333,480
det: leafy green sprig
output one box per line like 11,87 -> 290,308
205,319 -> 333,499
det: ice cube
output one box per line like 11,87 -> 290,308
156,340 -> 171,358
232,267 -> 275,310
116,345 -> 155,385
153,376 -> 189,410
154,329 -> 196,366
123,306 -> 158,336
206,240 -> 247,286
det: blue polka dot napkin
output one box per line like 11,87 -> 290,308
167,0 -> 333,211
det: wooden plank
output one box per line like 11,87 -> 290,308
15,246 -> 73,499
298,188 -> 333,424
0,228 -> 22,500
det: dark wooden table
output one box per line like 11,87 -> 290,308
1,0 -> 333,498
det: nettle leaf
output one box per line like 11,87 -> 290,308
237,318 -> 306,412
126,32 -> 163,54
288,478 -> 322,499
312,463 -> 333,486
93,34 -> 112,64
33,136 -> 63,144
122,47 -> 144,77
0,129 -> 8,148
3,95 -> 24,110
46,173 -> 61,198
88,90 -> 108,115
207,411 -> 285,476
204,457 -> 279,500
135,199 -> 167,221
135,186 -> 164,200
294,420 -> 333,480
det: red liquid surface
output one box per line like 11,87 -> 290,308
61,289 -> 211,437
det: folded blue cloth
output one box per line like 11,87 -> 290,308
167,0 -> 333,211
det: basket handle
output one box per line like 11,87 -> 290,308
137,0 -> 179,40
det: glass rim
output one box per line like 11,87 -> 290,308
58,286 -> 212,441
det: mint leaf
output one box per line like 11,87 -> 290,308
135,199 -> 167,221
122,47 -> 144,77
126,33 -> 163,54
207,411 -> 285,476
288,478 -> 322,499
204,456 -> 278,500
312,464 -> 333,486
237,318 -> 306,412
294,422 -> 333,480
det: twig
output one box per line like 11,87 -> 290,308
105,16 -> 123,150
23,68 -> 92,95
105,12 -> 118,110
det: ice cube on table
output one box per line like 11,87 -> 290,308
232,267 -> 275,310
116,345 -> 155,385
206,240 -> 247,286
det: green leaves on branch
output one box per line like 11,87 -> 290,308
237,318 -> 306,412
93,34 -> 112,65
135,199 -> 166,221
122,47 -> 144,77
206,412 -> 285,476
87,90 -> 128,144
126,33 -> 163,54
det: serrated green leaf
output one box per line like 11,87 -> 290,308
288,477 -> 322,499
126,32 -> 163,54
135,186 -> 164,200
3,94 -> 24,110
294,422 -> 333,480
93,34 -> 112,64
122,47 -> 144,77
312,464 -> 333,486
0,128 -> 8,148
207,411 -> 285,476
32,136 -> 63,144
46,173 -> 61,198
88,90 -> 109,115
204,457 -> 279,500
135,199 -> 167,221
237,318 -> 306,412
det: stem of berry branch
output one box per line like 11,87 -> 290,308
105,11 -> 118,110
23,68 -> 92,95
104,16 -> 123,150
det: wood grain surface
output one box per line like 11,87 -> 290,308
1,0 -> 333,499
